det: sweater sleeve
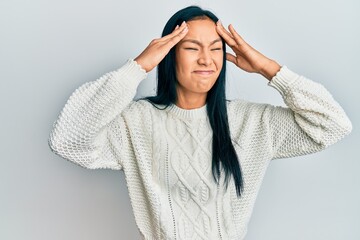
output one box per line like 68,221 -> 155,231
267,66 -> 352,160
48,59 -> 147,170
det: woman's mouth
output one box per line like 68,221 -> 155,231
193,70 -> 215,76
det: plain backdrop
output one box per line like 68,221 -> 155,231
1,0 -> 359,239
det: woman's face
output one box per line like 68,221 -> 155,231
175,18 -> 224,100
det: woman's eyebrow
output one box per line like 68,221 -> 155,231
180,38 -> 222,46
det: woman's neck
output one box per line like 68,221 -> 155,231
175,91 -> 207,109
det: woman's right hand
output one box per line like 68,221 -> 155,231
134,21 -> 188,73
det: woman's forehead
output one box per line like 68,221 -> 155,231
182,19 -> 220,43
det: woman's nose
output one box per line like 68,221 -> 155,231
197,50 -> 213,66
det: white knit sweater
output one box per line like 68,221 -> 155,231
49,59 -> 352,240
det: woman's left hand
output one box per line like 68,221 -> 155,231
216,21 -> 281,80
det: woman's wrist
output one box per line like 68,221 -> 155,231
259,59 -> 281,81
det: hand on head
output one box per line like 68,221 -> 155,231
216,21 -> 280,80
135,19 -> 280,80
134,21 -> 188,73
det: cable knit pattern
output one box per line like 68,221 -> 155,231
49,59 -> 352,240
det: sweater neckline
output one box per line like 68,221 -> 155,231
167,103 -> 208,119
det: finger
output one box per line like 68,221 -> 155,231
216,21 -> 238,48
228,24 -> 246,46
216,21 -> 234,39
226,53 -> 237,65
161,21 -> 187,41
161,23 -> 186,42
166,26 -> 188,47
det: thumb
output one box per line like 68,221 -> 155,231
226,53 -> 237,65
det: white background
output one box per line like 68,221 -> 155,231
1,0 -> 359,239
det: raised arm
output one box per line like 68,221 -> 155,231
48,22 -> 189,170
217,21 -> 352,159
268,66 -> 352,159
48,60 -> 147,169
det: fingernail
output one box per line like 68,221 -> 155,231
181,21 -> 186,26
217,20 -> 222,25
175,25 -> 179,29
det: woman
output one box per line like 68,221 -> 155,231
49,6 -> 352,240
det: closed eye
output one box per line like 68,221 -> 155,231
211,48 -> 222,51
184,48 -> 198,51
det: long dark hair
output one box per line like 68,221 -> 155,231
144,6 -> 244,197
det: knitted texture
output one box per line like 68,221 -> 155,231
49,59 -> 352,240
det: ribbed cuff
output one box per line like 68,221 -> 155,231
267,65 -> 300,95
121,59 -> 147,85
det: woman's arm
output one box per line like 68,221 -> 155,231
48,60 -> 146,170
48,22 -> 189,170
268,66 -> 352,159
217,21 -> 352,159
